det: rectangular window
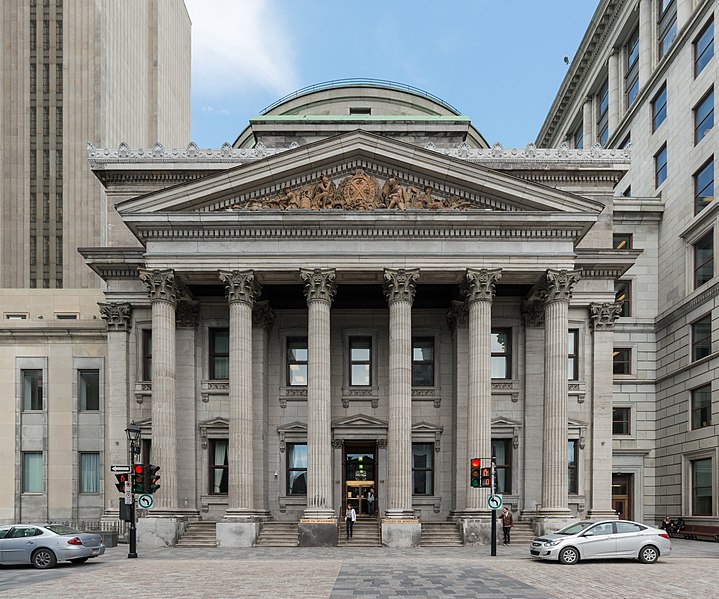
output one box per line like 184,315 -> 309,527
78,369 -> 99,411
287,337 -> 308,386
597,79 -> 609,146
287,443 -> 307,495
655,144 -> 668,187
573,123 -> 584,150
209,328 -> 229,380
694,158 -> 714,214
612,407 -> 631,435
22,369 -> 43,411
23,452 -> 43,493
209,439 -> 228,494
692,458 -> 712,516
349,337 -> 372,386
692,314 -> 712,362
492,439 -> 512,494
695,19 -> 714,77
626,26 -> 640,106
658,0 -> 677,60
613,348 -> 632,375
652,85 -> 667,131
491,328 -> 511,379
412,337 -> 434,387
691,384 -> 712,429
142,329 -> 152,381
613,233 -> 633,250
568,440 -> 578,494
615,280 -> 631,317
694,230 -> 714,289
696,89 -> 715,146
568,329 -> 579,381
79,452 -> 100,493
412,443 -> 434,495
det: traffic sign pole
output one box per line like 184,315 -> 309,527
490,451 -> 497,557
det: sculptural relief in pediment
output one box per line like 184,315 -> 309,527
220,170 -> 473,212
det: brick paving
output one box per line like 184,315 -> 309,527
0,539 -> 717,598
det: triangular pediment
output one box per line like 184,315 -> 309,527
199,417 -> 229,429
332,414 -> 388,429
277,421 -> 307,434
116,131 -> 604,217
492,417 -> 522,428
412,421 -> 443,433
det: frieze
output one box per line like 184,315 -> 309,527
412,387 -> 441,408
99,302 -> 132,331
342,387 -> 379,409
200,380 -> 230,403
279,387 -> 308,408
491,380 -> 520,403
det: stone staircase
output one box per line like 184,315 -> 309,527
337,517 -> 381,547
176,521 -> 217,548
420,522 -> 464,547
505,521 -> 536,545
255,521 -> 299,547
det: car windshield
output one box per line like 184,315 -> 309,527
44,525 -> 83,535
556,521 -> 596,535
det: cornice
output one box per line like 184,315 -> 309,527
655,281 -> 719,331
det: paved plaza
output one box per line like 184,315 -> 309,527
0,539 -> 718,598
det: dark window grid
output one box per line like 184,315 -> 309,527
613,233 -> 633,250
209,328 -> 229,380
568,329 -> 579,381
598,80 -> 609,146
491,328 -> 512,379
209,439 -> 228,495
615,280 -> 631,317
568,440 -> 579,494
692,315 -> 712,362
694,159 -> 714,214
612,407 -> 631,435
692,458 -> 712,516
691,385 -> 712,429
412,443 -> 434,495
694,90 -> 714,144
287,337 -> 308,386
695,19 -> 714,77
694,231 -> 714,289
655,145 -> 668,187
627,27 -> 640,69
22,369 -> 44,411
142,329 -> 152,381
492,439 -> 512,494
349,337 -> 372,387
287,443 -> 307,495
652,86 -> 667,131
613,348 -> 632,375
412,337 -> 435,387
78,369 -> 99,411
658,1 -> 677,60
574,125 -> 584,150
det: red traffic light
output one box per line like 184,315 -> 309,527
470,458 -> 482,488
471,458 -> 481,469
133,464 -> 145,475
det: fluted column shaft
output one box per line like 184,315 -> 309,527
582,97 -> 593,148
608,49 -> 620,135
384,268 -> 419,518
541,270 -> 580,515
464,269 -> 501,512
301,268 -> 336,519
639,0 -> 653,91
139,269 -> 178,512
219,270 -> 260,516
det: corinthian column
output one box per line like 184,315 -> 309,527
608,48 -> 620,135
464,268 -> 502,513
301,268 -> 337,519
138,268 -> 178,512
383,268 -> 419,518
219,270 -> 260,518
588,302 -> 623,519
540,269 -> 580,516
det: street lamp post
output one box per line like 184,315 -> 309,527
125,421 -> 141,559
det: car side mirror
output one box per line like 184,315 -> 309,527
582,530 -> 594,537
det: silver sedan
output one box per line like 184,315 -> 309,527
0,524 -> 105,569
530,519 -> 672,565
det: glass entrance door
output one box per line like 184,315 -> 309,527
344,443 -> 376,517
612,473 -> 633,520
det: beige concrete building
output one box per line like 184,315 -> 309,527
539,0 -> 718,528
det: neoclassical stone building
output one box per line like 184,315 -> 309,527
80,82 -> 635,546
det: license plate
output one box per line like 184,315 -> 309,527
92,549 -> 99,555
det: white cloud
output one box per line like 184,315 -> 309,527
185,0 -> 299,97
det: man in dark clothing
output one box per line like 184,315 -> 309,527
500,507 -> 513,545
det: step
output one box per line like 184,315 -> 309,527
255,522 -> 299,547
176,522 -> 218,548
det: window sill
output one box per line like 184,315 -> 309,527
342,386 -> 379,408
279,386 -> 307,408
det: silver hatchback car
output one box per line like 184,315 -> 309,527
0,524 -> 105,569
530,519 -> 671,565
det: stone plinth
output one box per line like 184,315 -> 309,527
381,519 -> 421,547
136,517 -> 184,548
460,518 -> 495,546
216,522 -> 259,547
298,519 -> 338,547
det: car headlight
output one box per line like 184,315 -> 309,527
543,540 -> 561,547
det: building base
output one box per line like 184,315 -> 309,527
533,515 -> 577,537
136,516 -> 184,548
216,521 -> 259,547
460,518 -> 496,546
298,519 -> 337,547
381,519 -> 420,547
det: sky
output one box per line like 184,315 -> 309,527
184,0 -> 600,148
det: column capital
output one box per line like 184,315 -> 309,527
522,300 -> 545,328
542,269 -> 581,305
463,268 -> 502,303
219,270 -> 261,306
447,300 -> 469,330
300,268 -> 337,304
590,302 -> 623,330
98,302 -> 132,331
252,300 -> 276,330
139,268 -> 177,305
383,268 -> 419,305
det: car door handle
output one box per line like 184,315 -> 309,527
26,541 -> 34,545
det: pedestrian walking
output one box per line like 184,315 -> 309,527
367,487 -> 375,517
500,506 -> 513,545
345,503 -> 357,539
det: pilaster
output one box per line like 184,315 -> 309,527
608,48 -> 620,135
639,0 -> 654,91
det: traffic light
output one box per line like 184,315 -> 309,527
146,464 -> 161,493
132,464 -> 146,493
480,466 -> 492,488
115,473 -> 129,493
470,458 -> 481,488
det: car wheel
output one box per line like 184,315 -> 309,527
70,557 -> 89,564
31,548 -> 57,569
639,545 -> 659,564
558,546 -> 580,565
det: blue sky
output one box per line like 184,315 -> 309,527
184,1 -> 599,148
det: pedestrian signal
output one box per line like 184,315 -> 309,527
480,467 -> 492,488
114,473 -> 128,493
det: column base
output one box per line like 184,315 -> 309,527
298,519 -> 337,547
587,509 -> 619,520
384,508 -> 416,520
223,508 -> 261,522
303,508 -> 335,520
381,519 -> 420,547
216,521 -> 259,547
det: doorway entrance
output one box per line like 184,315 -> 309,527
344,442 -> 377,518
612,473 -> 633,520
